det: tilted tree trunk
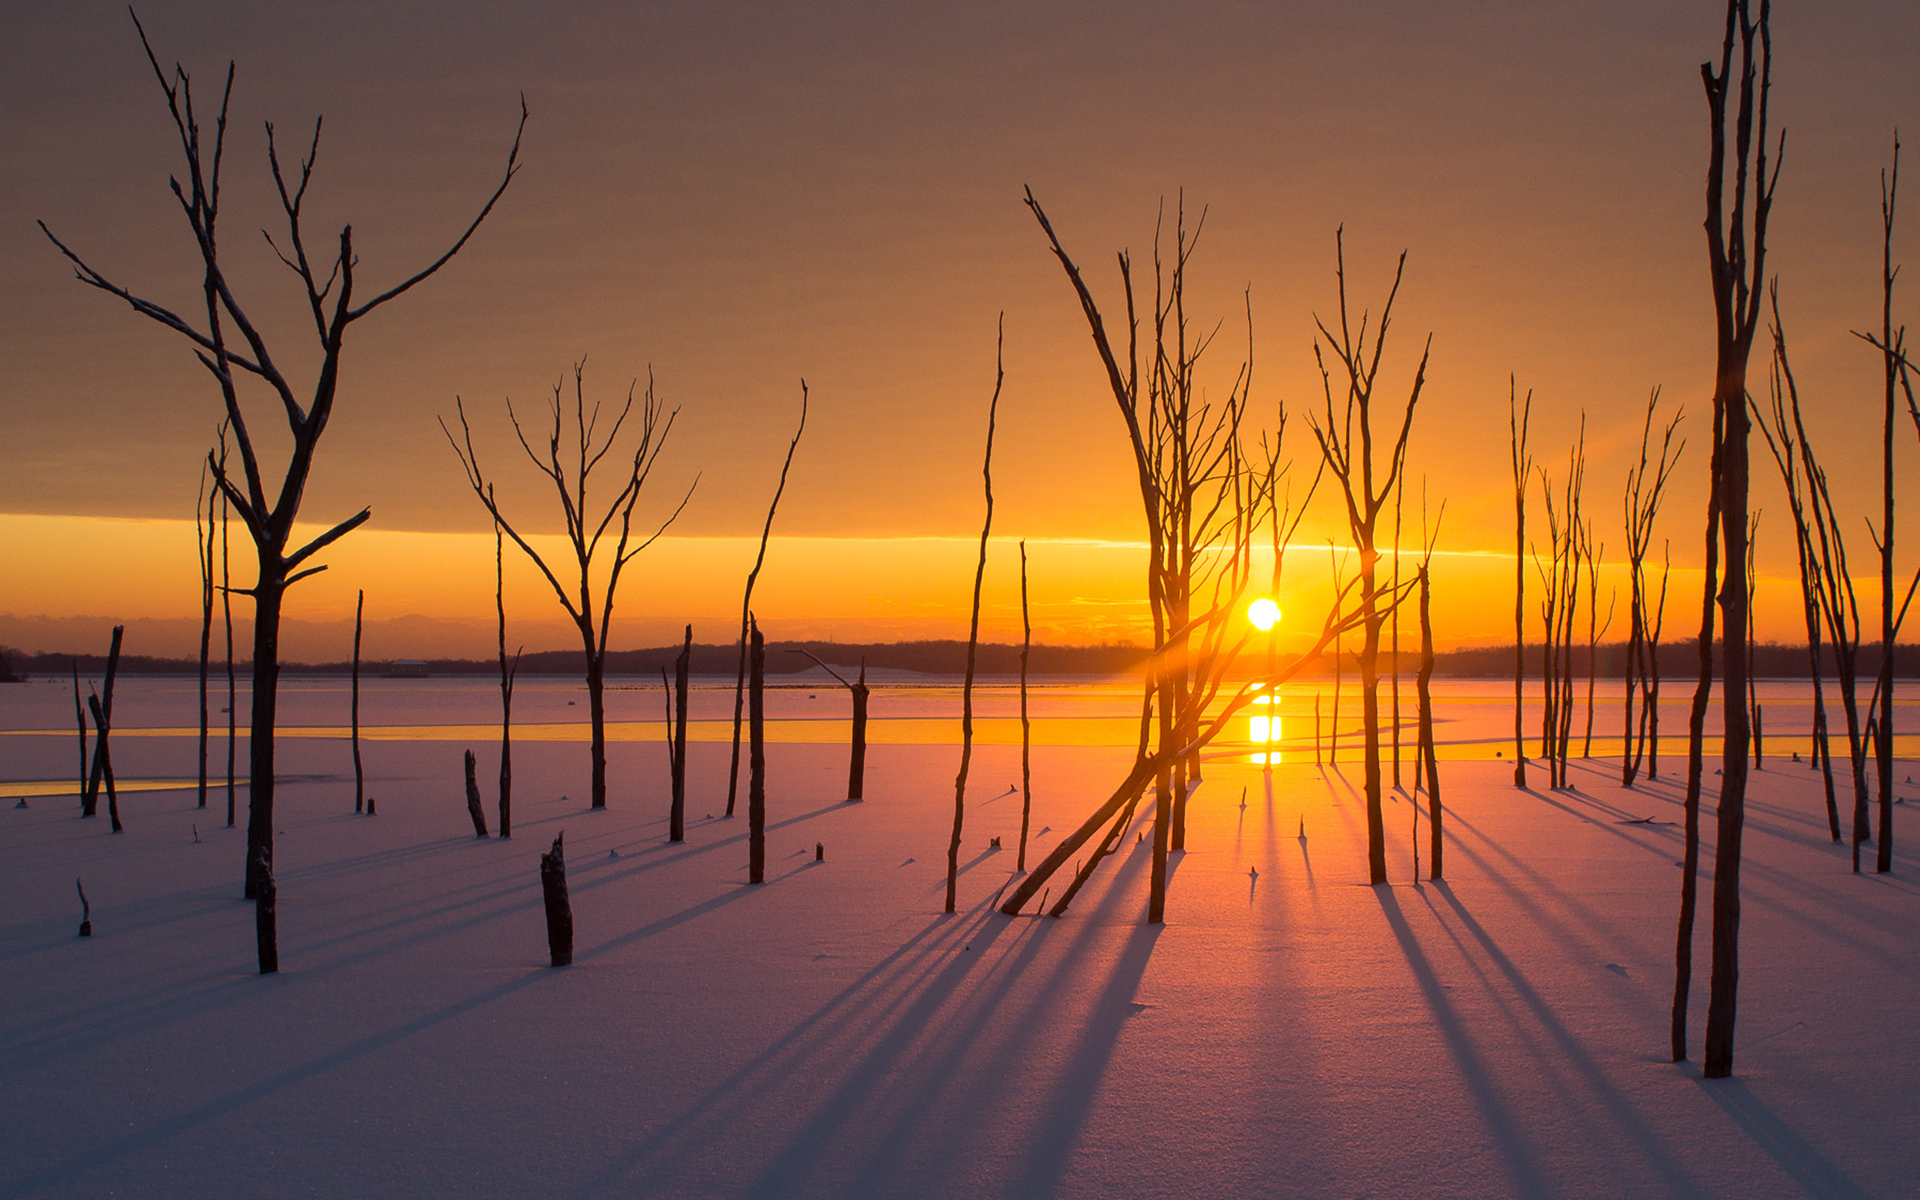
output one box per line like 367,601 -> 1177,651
1418,561 -> 1442,880
71,661 -> 87,813
849,662 -> 869,802
83,626 -> 125,830
495,522 -> 519,838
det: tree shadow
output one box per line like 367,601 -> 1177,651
1697,1076 -> 1871,1200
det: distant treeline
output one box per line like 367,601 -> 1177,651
2,640 -> 1152,679
12,638 -> 1920,681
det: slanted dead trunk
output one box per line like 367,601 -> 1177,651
464,750 -> 489,837
83,626 -> 125,830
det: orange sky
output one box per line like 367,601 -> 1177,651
4,2 -> 1919,656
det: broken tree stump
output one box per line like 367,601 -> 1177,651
464,750 -> 489,837
76,877 -> 91,937
540,832 -> 574,966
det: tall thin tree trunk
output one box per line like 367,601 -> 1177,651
352,589 -> 364,815
223,489 -> 235,830
198,470 -> 214,809
671,624 -> 690,840
71,661 -> 87,812
1019,540 -> 1034,871
950,325 -> 1001,915
585,643 -> 607,810
1675,401 -> 1725,1063
749,618 -> 766,884
1877,140 -> 1900,875
1513,384 -> 1532,787
1419,565 -> 1441,880
464,749 -> 489,837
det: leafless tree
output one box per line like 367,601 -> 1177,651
669,624 -> 692,838
352,589 -> 364,814
749,618 -> 767,884
446,363 -> 693,811
1756,330 -> 1840,838
948,321 -> 1002,915
727,391 -> 808,817
494,519 -> 521,837
1696,0 -> 1779,1079
791,647 -> 870,802
1624,392 -> 1683,784
1306,232 -> 1429,884
40,16 -> 525,973
1019,541 -> 1034,869
197,458 -> 216,809
1510,382 -> 1534,787
1416,491 -> 1446,879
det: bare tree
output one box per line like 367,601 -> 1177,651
790,648 -> 870,802
1306,231 -> 1429,884
1510,382 -> 1534,787
749,618 -> 767,884
83,626 -> 126,831
1624,392 -> 1683,784
670,625 -> 692,838
1416,491 -> 1446,879
726,390 -> 809,817
40,17 -> 525,973
196,459 -> 216,809
446,364 -> 693,811
1698,0 -> 1779,1079
352,589 -> 364,814
948,322 -> 1002,915
1018,541 -> 1034,869
494,519 -> 521,837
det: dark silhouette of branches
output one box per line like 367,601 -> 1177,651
444,363 -> 693,811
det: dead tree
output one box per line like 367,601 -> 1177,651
670,625 -> 691,838
1756,335 -> 1840,838
1624,392 -> 1684,784
446,363 -> 693,811
71,662 -> 86,810
40,19 -> 525,970
1026,191 -> 1282,918
948,323 -> 1002,915
352,589 -> 364,814
463,749 -> 489,837
1647,544 -> 1673,779
1511,382 -> 1534,786
1019,540 -> 1034,869
1697,0 -> 1778,1079
1858,137 -> 1904,875
727,389 -> 808,818
748,618 -> 767,885
1583,525 -> 1613,759
1748,512 -> 1763,768
1305,233 -> 1429,886
83,626 -> 125,830
222,472 -> 236,829
197,460 -> 215,809
790,648 -> 868,802
1417,493 -> 1446,879
494,517 -> 521,837
539,833 -> 573,966
1392,468 -> 1405,786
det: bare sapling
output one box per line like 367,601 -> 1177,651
1417,489 -> 1446,879
949,321 -> 1002,915
1624,391 -> 1684,784
1305,222 -> 1443,879
71,662 -> 86,811
494,516 -> 521,837
1019,541 -> 1034,869
727,388 -> 808,817
1510,381 -> 1534,786
40,17 -> 525,973
352,589 -> 364,814
197,459 -> 215,808
671,624 -> 691,838
446,365 -> 694,811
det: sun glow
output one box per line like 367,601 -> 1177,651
1247,597 -> 1281,631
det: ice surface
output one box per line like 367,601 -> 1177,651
1,677 -> 1915,1198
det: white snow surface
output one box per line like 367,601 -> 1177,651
2,678 -> 1917,1199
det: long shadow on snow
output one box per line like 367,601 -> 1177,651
1697,1076 -> 1872,1200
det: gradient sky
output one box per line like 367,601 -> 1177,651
5,1 -> 1919,657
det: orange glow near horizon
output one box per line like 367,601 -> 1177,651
0,511 -> 1837,660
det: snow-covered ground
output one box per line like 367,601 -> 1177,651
1,676 -> 1916,1198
